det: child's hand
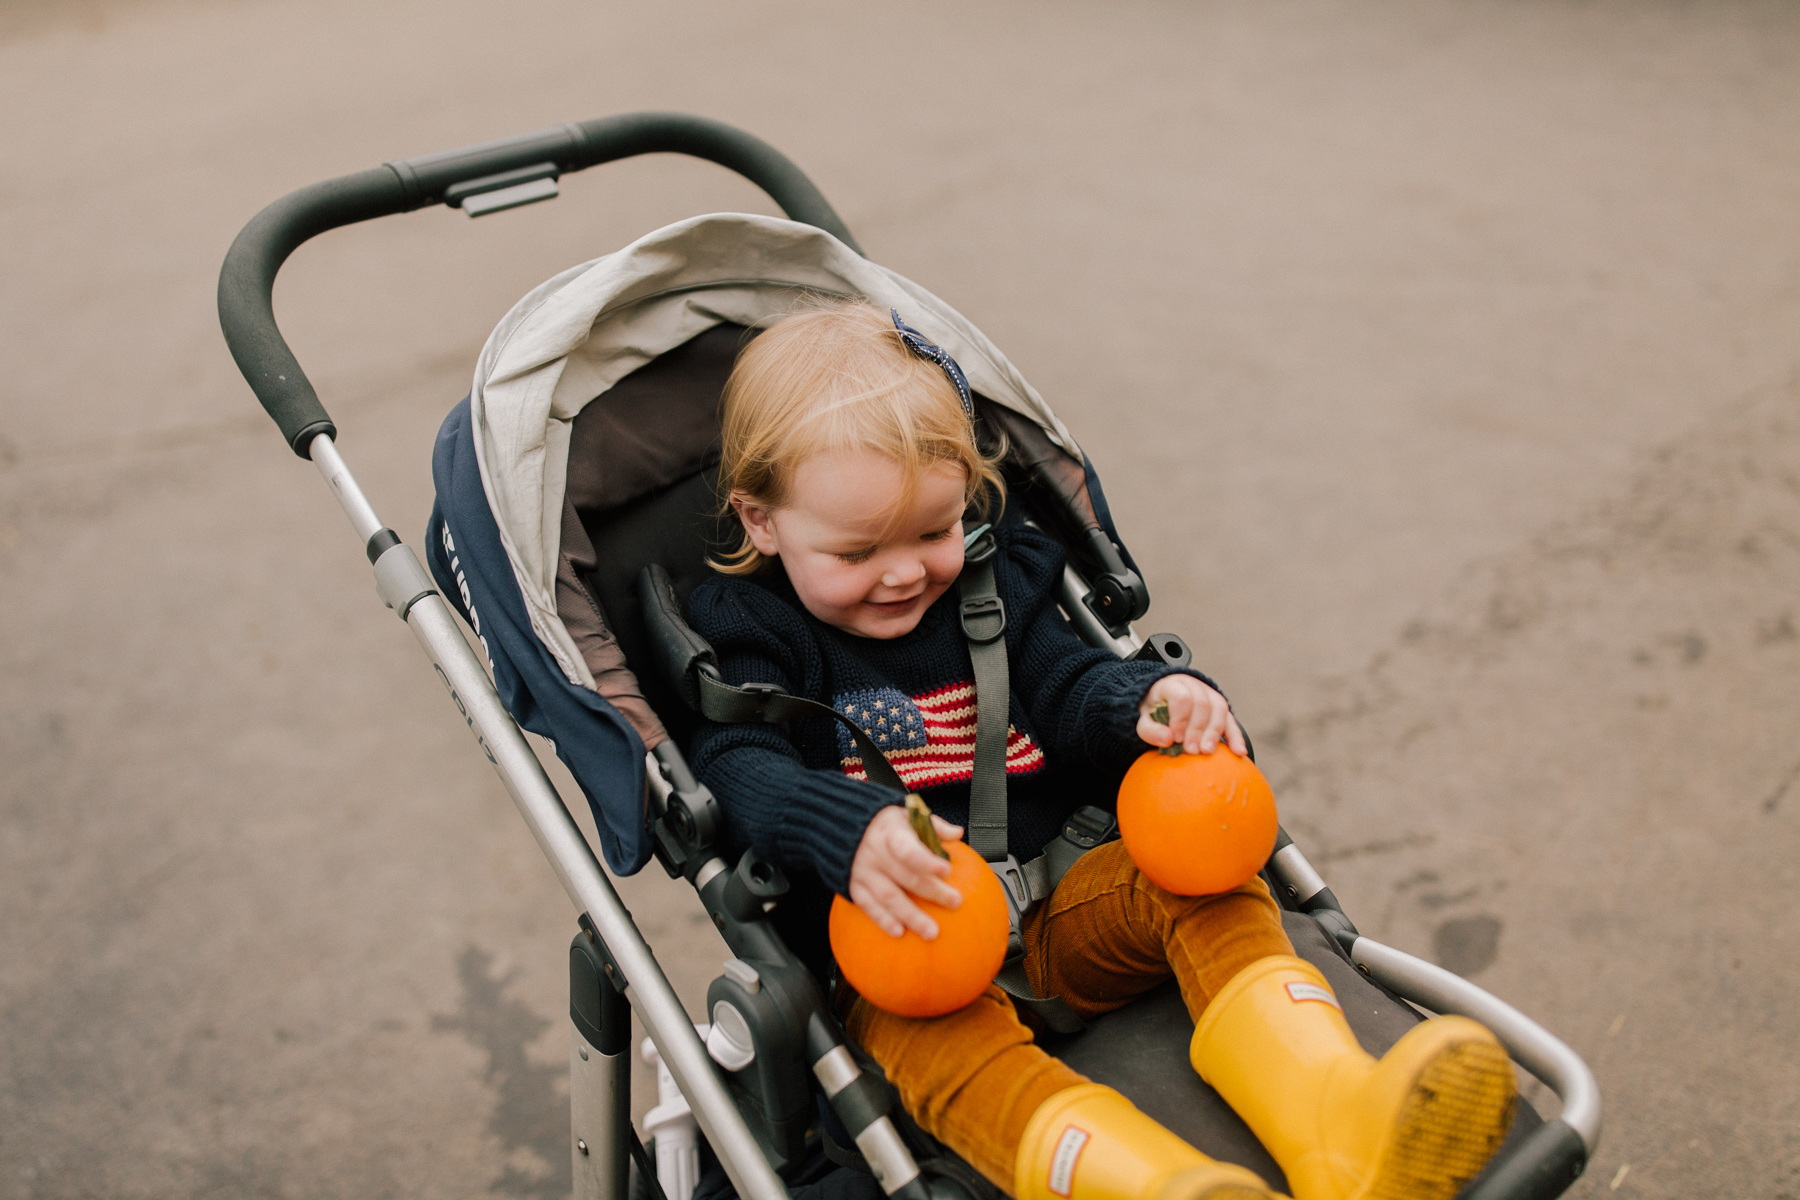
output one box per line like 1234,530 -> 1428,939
1137,674 -> 1247,757
848,807 -> 966,940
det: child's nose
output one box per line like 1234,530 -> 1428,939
882,557 -> 926,588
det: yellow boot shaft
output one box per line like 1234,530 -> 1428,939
1190,956 -> 1514,1200
1014,1085 -> 1276,1200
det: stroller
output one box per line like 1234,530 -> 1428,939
218,113 -> 1600,1200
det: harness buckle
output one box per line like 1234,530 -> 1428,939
991,854 -> 1033,962
738,682 -> 788,721
1061,805 -> 1119,850
962,528 -> 999,563
959,595 -> 1006,644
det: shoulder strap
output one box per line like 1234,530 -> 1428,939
695,670 -> 909,796
960,533 -> 1088,1033
957,530 -> 1010,861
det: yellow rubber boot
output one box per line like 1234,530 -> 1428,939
1189,957 -> 1515,1200
1014,1084 -> 1278,1200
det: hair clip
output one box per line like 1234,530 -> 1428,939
891,309 -> 974,419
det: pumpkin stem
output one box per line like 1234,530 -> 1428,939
1149,700 -> 1182,756
905,794 -> 950,860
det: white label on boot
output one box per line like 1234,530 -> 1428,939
1047,1126 -> 1090,1197
1285,981 -> 1342,1009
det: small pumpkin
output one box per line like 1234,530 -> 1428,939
1117,703 -> 1279,896
830,796 -> 1010,1018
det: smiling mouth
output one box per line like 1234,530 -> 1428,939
865,594 -> 923,613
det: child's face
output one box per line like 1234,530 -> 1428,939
734,448 -> 967,639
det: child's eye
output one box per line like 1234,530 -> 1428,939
835,547 -> 877,564
921,528 -> 955,543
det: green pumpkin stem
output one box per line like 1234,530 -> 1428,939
1149,700 -> 1182,756
906,794 -> 950,860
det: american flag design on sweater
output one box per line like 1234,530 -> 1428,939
833,683 -> 1046,790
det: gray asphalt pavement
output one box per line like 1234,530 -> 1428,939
2,2 -> 1796,1198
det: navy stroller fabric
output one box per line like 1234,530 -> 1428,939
427,395 -> 653,875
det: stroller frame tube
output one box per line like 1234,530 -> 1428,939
1262,846 -> 1600,1200
570,926 -> 633,1200
1346,939 -> 1602,1146
1262,842 -> 1602,1151
312,431 -> 789,1200
571,1018 -> 630,1200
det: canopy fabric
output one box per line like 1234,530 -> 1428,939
466,212 -> 1082,693
438,213 -> 1097,874
427,400 -> 652,873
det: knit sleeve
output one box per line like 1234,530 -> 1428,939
995,527 -> 1225,773
685,577 -> 899,896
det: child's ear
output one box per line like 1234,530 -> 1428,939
731,494 -> 781,558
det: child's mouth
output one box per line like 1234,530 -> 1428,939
865,595 -> 922,614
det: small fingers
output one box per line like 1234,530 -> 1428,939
848,878 -> 906,939
907,870 -> 964,911
1165,686 -> 1198,746
1190,691 -> 1229,754
1166,684 -> 1210,753
892,828 -> 954,880
1141,679 -> 1244,757
898,899 -> 942,940
1136,710 -> 1176,747
884,876 -> 942,938
931,815 -> 965,843
910,838 -> 964,905
1223,711 -> 1248,757
850,877 -> 940,940
890,841 -> 961,909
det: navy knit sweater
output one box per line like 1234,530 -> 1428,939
687,524 -> 1215,976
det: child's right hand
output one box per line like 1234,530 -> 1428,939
848,806 -> 966,940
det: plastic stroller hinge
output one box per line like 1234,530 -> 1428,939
1079,528 -> 1149,633
1058,563 -> 1142,658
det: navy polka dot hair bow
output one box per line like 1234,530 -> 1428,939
891,309 -> 974,419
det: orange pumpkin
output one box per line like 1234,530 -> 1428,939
829,802 -> 1010,1018
1117,743 -> 1279,896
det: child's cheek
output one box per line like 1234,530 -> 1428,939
818,562 -> 879,610
925,542 -> 966,587
793,555 -> 869,616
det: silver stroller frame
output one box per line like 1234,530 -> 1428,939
219,112 -> 1600,1200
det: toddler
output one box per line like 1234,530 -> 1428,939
687,301 -> 1514,1200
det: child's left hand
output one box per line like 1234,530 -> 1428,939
1136,674 -> 1247,756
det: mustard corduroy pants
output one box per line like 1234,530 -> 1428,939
844,840 -> 1293,1190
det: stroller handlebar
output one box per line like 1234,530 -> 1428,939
218,112 -> 862,457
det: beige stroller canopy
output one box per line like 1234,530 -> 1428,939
466,213 -> 1083,692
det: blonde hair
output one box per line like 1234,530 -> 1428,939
713,299 -> 1005,574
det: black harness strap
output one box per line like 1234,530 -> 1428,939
956,533 -> 1010,862
695,669 -> 909,796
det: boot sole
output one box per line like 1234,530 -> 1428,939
1158,1169 -> 1274,1200
1366,1035 -> 1516,1200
